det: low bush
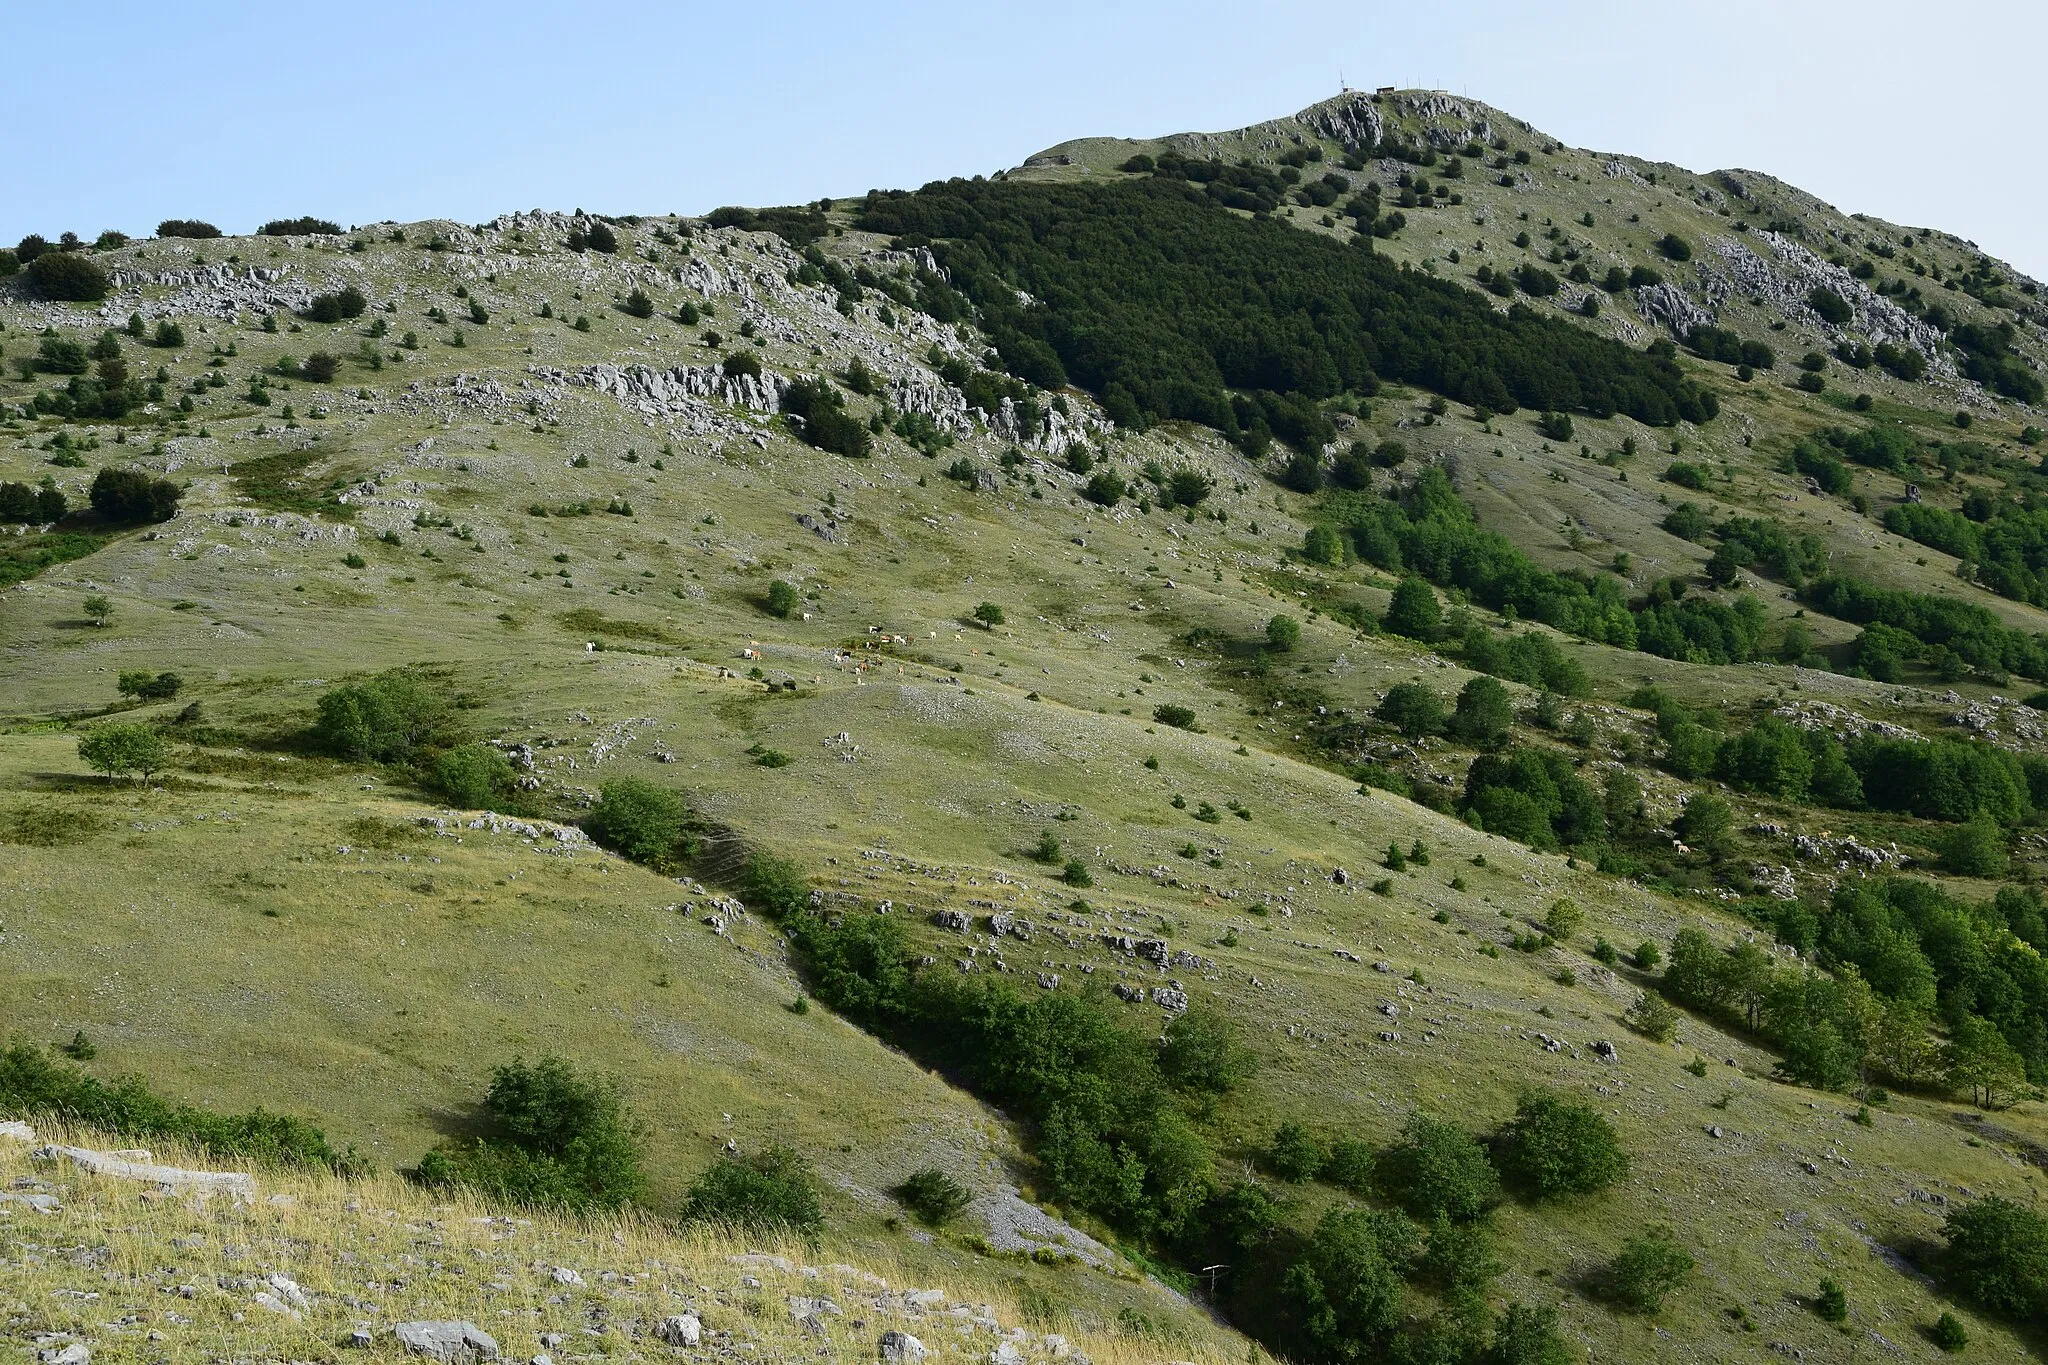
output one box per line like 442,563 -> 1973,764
684,1144 -> 823,1235
430,742 -> 518,810
116,670 -> 183,701
0,1042 -> 352,1171
1377,1113 -> 1499,1221
1494,1090 -> 1630,1198
414,1056 -> 645,1211
1606,1227 -> 1694,1312
311,668 -> 454,763
896,1166 -> 970,1225
156,219 -> 221,238
584,776 -> 692,869
261,217 -> 342,236
1268,1121 -> 1328,1182
1153,703 -> 1198,730
1940,1195 -> 2048,1320
304,286 -> 367,323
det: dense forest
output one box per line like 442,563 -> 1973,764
854,177 -> 1717,454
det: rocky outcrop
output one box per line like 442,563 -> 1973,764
579,362 -> 788,414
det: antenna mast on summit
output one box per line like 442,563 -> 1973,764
1340,70 -> 1349,92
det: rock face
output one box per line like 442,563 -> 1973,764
1294,91 -> 1385,149
394,1322 -> 499,1363
579,362 -> 789,415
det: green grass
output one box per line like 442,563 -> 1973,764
0,530 -> 107,588
0,152 -> 2042,1363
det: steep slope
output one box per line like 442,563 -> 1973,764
1,98 -> 2045,1365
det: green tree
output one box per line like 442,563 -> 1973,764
1606,1227 -> 1694,1312
25,251 -> 110,300
1939,812 -> 2009,878
1495,1091 -> 1629,1198
623,288 -> 655,319
972,601 -> 1006,628
89,467 -> 182,523
1282,1205 -> 1413,1362
895,1167 -> 969,1225
1623,991 -> 1679,1043
1266,613 -> 1301,651
312,669 -> 452,762
1156,1008 -> 1256,1096
1302,522 -> 1344,564
1384,576 -> 1442,640
1673,793 -> 1733,858
585,777 -> 691,869
1941,1195 -> 2048,1320
1448,676 -> 1514,749
1813,1278 -> 1847,1324
765,579 -> 799,617
81,594 -> 113,627
1378,1113 -> 1499,1222
1482,1302 -> 1571,1365
1376,682 -> 1446,739
1944,1015 -> 2026,1107
78,723 -> 168,784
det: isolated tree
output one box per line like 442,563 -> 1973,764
25,251 -> 109,301
1384,576 -> 1442,640
1266,613 -> 1301,651
764,579 -> 798,618
1376,682 -> 1446,740
972,601 -> 1005,629
78,722 -> 168,784
1606,1227 -> 1694,1313
82,594 -> 113,627
1448,676 -> 1514,749
1495,1090 -> 1630,1198
623,288 -> 655,319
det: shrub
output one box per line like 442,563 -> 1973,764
1622,991 -> 1679,1043
1808,287 -> 1853,325
152,319 -> 185,348
1483,1302 -> 1571,1365
415,1056 -> 646,1211
1673,793 -> 1732,858
78,722 -> 169,784
0,1042 -> 348,1170
300,352 -> 339,383
1083,470 -> 1127,505
1324,1138 -> 1374,1193
156,219 -> 221,238
26,251 -> 110,301
684,1144 -> 822,1235
312,668 -> 453,763
1929,1312 -> 1969,1352
896,1166 -> 970,1225
1448,676 -> 1514,749
1153,703 -> 1198,730
261,217 -> 341,236
1813,1278 -> 1847,1324
722,349 -> 762,378
1543,898 -> 1583,940
586,222 -> 618,253
1938,811 -> 2008,877
1378,1113 -> 1499,1221
431,742 -> 517,810
304,286 -> 367,323
584,777 -> 691,868
1495,1091 -> 1629,1198
1606,1227 -> 1694,1312
623,288 -> 655,318
89,467 -> 182,523
1656,234 -> 1692,262
1269,1121 -> 1328,1182
781,376 -> 873,457
1375,682 -> 1445,740
1941,1195 -> 2048,1320
765,579 -> 799,617
973,601 -> 1006,628
1156,1007 -> 1256,1095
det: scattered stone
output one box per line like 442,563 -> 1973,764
38,1345 -> 90,1365
879,1331 -> 927,1363
1592,1040 -> 1619,1065
654,1314 -> 701,1347
1706,1125 -> 1725,1139
348,1329 -> 375,1349
548,1266 -> 583,1286
395,1322 -> 500,1363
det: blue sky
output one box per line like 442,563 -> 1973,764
7,0 -> 2044,277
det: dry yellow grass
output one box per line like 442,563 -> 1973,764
1,1123 -> 1245,1365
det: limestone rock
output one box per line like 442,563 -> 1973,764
654,1314 -> 701,1347
395,1322 -> 500,1363
879,1332 -> 927,1363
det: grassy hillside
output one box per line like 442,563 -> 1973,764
2,92 -> 2046,1364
